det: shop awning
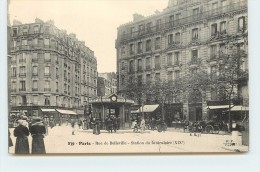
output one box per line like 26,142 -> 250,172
56,109 -> 77,115
134,104 -> 159,113
207,105 -> 232,109
41,109 -> 56,112
230,105 -> 249,111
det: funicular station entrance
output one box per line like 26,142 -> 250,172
89,94 -> 134,129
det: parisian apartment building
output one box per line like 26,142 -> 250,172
116,0 -> 248,121
8,18 -> 98,117
97,72 -> 117,97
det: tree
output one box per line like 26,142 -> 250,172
211,33 -> 248,130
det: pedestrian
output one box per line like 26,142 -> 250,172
133,120 -> 138,133
13,120 -> 30,154
140,118 -> 145,134
71,117 -> 77,135
106,116 -> 113,133
29,117 -> 46,154
91,118 -> 97,134
112,116 -> 117,133
49,116 -> 55,129
8,129 -> 13,147
95,119 -> 101,135
116,117 -> 120,130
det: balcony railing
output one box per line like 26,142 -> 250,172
19,88 -> 26,91
44,73 -> 51,77
45,59 -> 51,63
32,58 -> 38,63
10,88 -> 16,92
32,88 -> 38,91
19,59 -> 26,63
117,1 -> 247,42
210,53 -> 217,60
32,73 -> 38,77
189,58 -> 199,65
19,73 -> 26,77
155,65 -> 161,70
44,88 -> 51,92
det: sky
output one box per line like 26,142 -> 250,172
9,0 -> 169,73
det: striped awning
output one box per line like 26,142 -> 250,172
56,109 -> 77,115
41,109 -> 56,112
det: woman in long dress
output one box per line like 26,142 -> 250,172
29,118 -> 46,154
13,120 -> 29,154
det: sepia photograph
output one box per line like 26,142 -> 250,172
7,0 -> 249,154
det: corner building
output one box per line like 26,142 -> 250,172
9,19 -> 98,118
116,0 -> 248,121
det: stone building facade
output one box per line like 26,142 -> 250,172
116,0 -> 248,121
9,19 -> 98,117
97,72 -> 117,96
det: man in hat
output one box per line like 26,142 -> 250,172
29,117 -> 46,154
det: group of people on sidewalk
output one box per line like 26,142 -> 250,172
10,116 -> 46,154
104,115 -> 120,133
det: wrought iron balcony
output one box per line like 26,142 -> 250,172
117,1 -> 247,42
44,88 -> 51,92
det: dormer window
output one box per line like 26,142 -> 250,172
23,26 -> 28,35
12,28 -> 18,36
34,25 -> 39,33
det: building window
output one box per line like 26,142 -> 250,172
238,16 -> 245,33
11,67 -> 16,77
193,8 -> 199,19
137,75 -> 142,85
44,97 -> 50,106
169,15 -> 174,27
11,96 -> 16,105
212,2 -> 218,12
155,56 -> 161,69
19,53 -> 26,63
130,44 -> 134,55
23,27 -> 28,35
191,50 -> 198,64
138,24 -> 145,35
19,66 -> 26,76
210,45 -> 217,59
22,39 -> 27,45
219,43 -> 226,55
129,60 -> 134,73
137,59 -> 142,71
174,52 -> 180,65
168,34 -> 173,45
19,81 -> 26,91
32,53 -> 38,62
167,53 -> 173,66
156,19 -> 161,30
44,66 -> 50,76
155,73 -> 160,81
137,42 -> 142,53
155,37 -> 161,50
146,57 -> 151,70
211,23 -> 218,36
44,38 -> 50,47
11,81 -> 16,91
168,71 -> 173,81
146,22 -> 152,32
44,80 -> 50,91
176,13 -> 181,24
32,66 -> 38,76
146,74 -> 151,83
192,28 -> 198,40
44,53 -> 51,62
34,25 -> 39,33
56,82 -> 59,92
211,66 -> 217,80
12,28 -> 18,36
130,27 -> 135,37
32,80 -> 38,91
146,39 -> 151,51
220,21 -> 226,34
175,32 -> 180,44
121,62 -> 125,70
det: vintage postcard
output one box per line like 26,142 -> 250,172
7,0 -> 249,154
